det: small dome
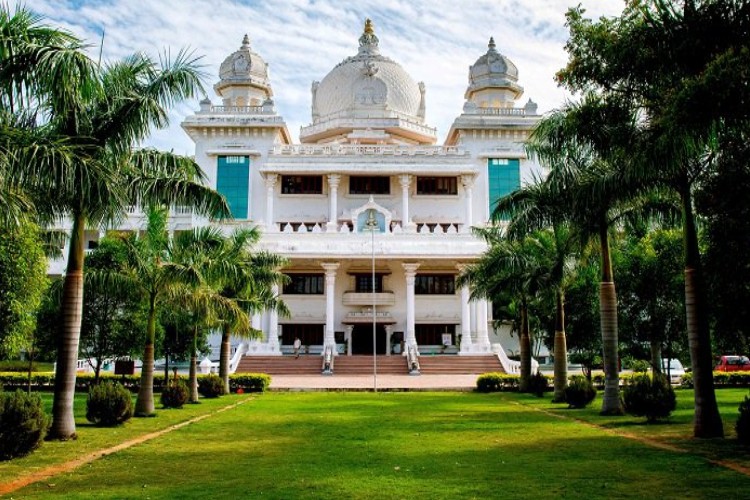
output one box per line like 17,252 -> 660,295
215,34 -> 272,98
465,37 -> 523,100
313,19 -> 422,121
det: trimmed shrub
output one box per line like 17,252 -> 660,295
623,374 -> 676,422
198,374 -> 224,398
527,372 -> 549,397
228,373 -> 271,393
476,372 -> 520,392
737,395 -> 750,445
0,390 -> 50,460
86,381 -> 133,427
564,376 -> 597,408
161,379 -> 189,409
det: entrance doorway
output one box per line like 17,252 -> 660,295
351,324 -> 387,355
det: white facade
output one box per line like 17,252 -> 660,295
54,20 -> 545,361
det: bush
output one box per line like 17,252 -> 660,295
527,372 -> 549,397
161,379 -> 189,409
623,374 -> 676,422
737,395 -> 750,445
476,372 -> 520,392
0,390 -> 50,460
564,376 -> 597,408
228,373 -> 271,393
86,381 -> 133,427
198,374 -> 224,398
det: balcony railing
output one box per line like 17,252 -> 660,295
271,144 -> 467,157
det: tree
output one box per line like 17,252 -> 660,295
0,220 -> 48,359
81,238 -> 147,383
556,0 -> 747,437
459,229 -> 550,392
0,6 -> 230,438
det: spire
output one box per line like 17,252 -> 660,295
241,34 -> 250,50
488,36 -> 497,52
358,18 -> 380,55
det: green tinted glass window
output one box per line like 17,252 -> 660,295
217,156 -> 250,219
488,158 -> 520,218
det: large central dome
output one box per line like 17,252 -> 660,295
301,19 -> 435,144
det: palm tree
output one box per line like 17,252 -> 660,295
214,229 -> 288,394
0,7 -> 229,437
492,173 -> 579,402
459,229 -> 550,392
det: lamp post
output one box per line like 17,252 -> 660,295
364,208 -> 379,392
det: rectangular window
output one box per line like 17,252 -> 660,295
217,156 -> 250,219
283,274 -> 325,295
415,274 -> 456,295
488,158 -> 520,218
415,324 -> 456,345
416,176 -> 458,195
281,175 -> 323,194
281,324 -> 324,346
349,176 -> 391,195
354,274 -> 384,293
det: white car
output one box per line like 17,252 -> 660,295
661,358 -> 686,384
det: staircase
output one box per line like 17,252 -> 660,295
235,354 -> 504,376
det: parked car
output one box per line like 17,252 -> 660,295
661,358 -> 686,384
715,355 -> 750,372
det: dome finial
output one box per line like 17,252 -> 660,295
488,36 -> 496,51
241,34 -> 251,49
364,18 -> 375,35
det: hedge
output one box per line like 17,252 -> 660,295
680,371 -> 750,388
476,373 -> 520,392
0,372 -> 271,393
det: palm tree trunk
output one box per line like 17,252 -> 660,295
49,213 -> 85,440
552,289 -> 568,403
519,298 -> 531,392
681,189 -> 723,438
189,325 -> 199,403
598,226 -> 622,415
135,296 -> 157,416
219,323 -> 231,395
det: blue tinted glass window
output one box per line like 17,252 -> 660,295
217,156 -> 250,219
488,158 -> 520,219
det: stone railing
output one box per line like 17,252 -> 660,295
272,221 -> 464,235
271,144 -> 466,156
493,343 -> 540,375
474,107 -> 529,116
300,110 -> 437,137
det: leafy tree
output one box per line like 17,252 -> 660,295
81,238 -> 147,383
556,0 -> 746,437
0,220 -> 48,359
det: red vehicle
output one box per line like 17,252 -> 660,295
715,355 -> 750,372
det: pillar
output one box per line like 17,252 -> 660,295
345,325 -> 353,356
457,265 -> 473,354
268,283 -> 280,353
321,262 -> 340,354
402,263 -> 420,350
252,313 -> 261,339
399,174 -> 415,232
264,173 -> 278,232
385,325 -> 394,356
476,299 -> 491,352
461,174 -> 474,233
327,174 -> 341,232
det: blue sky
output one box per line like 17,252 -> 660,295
24,0 -> 626,154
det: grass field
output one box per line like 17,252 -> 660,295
2,389 -> 750,499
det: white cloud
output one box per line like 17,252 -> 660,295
22,0 -> 626,154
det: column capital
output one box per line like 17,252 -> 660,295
264,173 -> 278,188
455,262 -> 470,272
461,173 -> 475,188
399,174 -> 412,189
327,173 -> 341,189
321,262 -> 340,276
401,262 -> 420,276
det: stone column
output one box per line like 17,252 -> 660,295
385,325 -> 394,356
461,174 -> 474,233
399,174 -> 415,232
264,174 -> 278,232
327,174 -> 341,232
252,313 -> 261,338
402,263 -> 420,350
456,265 -> 473,355
345,325 -> 353,356
321,262 -> 340,354
268,283 -> 280,354
476,299 -> 491,352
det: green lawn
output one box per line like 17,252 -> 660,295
4,389 -> 749,499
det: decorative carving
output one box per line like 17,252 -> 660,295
362,60 -> 379,77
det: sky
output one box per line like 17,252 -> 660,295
25,0 -> 626,155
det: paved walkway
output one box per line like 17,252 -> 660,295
269,374 -> 480,391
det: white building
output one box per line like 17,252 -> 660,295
52,20 -> 545,367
